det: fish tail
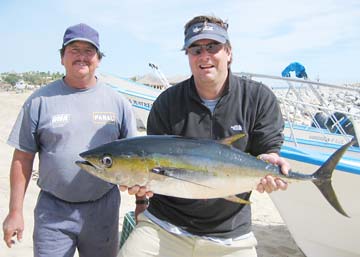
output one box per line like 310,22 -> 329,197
311,138 -> 356,217
312,180 -> 348,217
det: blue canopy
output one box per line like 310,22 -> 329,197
281,62 -> 308,78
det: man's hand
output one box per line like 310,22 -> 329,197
256,153 -> 290,193
119,185 -> 153,198
2,211 -> 24,248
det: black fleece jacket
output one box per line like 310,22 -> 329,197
146,70 -> 284,238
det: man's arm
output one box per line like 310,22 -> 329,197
2,149 -> 35,248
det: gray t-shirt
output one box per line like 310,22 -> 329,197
8,78 -> 137,202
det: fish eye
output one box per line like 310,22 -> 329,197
101,155 -> 113,168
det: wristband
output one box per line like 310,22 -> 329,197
135,199 -> 149,205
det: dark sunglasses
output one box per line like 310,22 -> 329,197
187,43 -> 224,56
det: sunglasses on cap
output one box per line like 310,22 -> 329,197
187,42 -> 224,56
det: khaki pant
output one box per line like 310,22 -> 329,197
118,213 -> 257,257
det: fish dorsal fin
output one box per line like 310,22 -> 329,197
218,133 -> 246,146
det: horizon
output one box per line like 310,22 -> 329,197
1,0 -> 359,85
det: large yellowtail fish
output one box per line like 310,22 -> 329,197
76,134 -> 356,217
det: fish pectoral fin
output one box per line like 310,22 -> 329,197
224,195 -> 251,204
218,133 -> 246,146
150,167 -> 213,188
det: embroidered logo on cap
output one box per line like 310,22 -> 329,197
193,24 -> 214,33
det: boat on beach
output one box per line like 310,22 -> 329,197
238,72 -> 360,257
99,73 -> 161,129
101,71 -> 360,257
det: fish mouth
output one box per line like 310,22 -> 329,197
75,160 -> 104,174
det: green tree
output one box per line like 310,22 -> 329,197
2,73 -> 21,86
1,71 -> 64,86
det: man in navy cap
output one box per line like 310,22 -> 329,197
119,15 -> 290,257
2,23 -> 137,257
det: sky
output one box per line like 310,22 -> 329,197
1,0 -> 359,85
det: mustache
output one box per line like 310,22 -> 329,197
72,60 -> 89,65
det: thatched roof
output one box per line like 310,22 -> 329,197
167,75 -> 190,85
136,74 -> 163,86
136,73 -> 190,87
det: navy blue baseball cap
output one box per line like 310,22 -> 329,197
63,23 -> 100,49
182,22 -> 229,50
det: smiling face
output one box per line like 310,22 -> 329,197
61,41 -> 100,89
187,39 -> 232,96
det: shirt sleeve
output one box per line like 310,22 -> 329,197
119,94 -> 138,138
147,91 -> 172,135
248,85 -> 284,156
7,97 -> 40,153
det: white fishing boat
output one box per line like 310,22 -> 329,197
238,72 -> 360,257
99,73 -> 161,129
102,70 -> 360,257
273,145 -> 360,257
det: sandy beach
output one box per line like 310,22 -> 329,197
0,90 -> 305,257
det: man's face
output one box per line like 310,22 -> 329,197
61,41 -> 100,82
187,39 -> 231,84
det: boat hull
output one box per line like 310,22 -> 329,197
272,146 -> 360,257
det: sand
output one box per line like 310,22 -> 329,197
0,90 -> 305,257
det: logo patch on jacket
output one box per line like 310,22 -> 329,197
93,112 -> 116,124
230,124 -> 243,131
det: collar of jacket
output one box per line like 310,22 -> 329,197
188,69 -> 235,103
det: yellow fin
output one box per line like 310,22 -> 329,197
218,133 -> 246,146
224,195 -> 251,204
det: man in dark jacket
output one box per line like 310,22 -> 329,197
119,15 -> 290,257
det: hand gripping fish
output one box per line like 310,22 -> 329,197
76,134 -> 356,217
